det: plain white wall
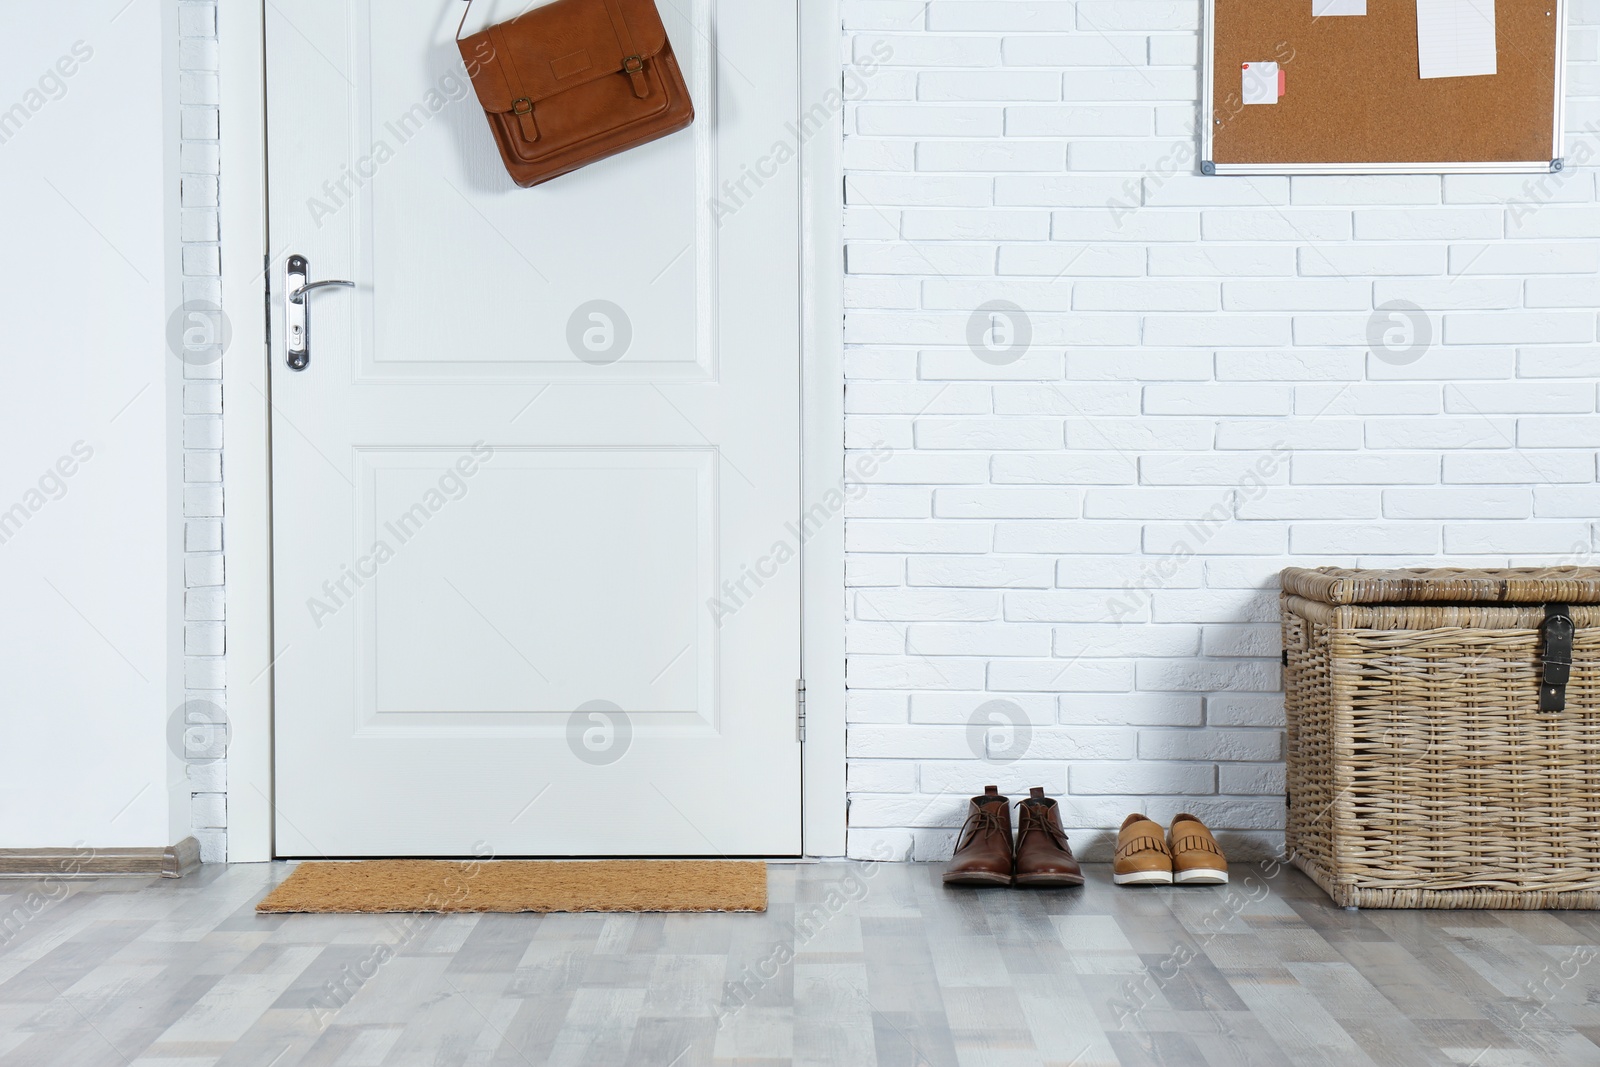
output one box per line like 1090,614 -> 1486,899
0,0 -> 186,849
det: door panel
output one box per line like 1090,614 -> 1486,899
266,0 -> 802,857
360,449 -> 714,718
354,0 -> 718,380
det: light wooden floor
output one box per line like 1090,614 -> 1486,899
1,859 -> 1597,1066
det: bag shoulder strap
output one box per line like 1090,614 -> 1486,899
601,0 -> 639,57
460,0 -> 649,48
459,0 -> 655,99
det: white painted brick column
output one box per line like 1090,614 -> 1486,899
178,0 -> 226,862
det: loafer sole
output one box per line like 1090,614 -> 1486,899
1173,868 -> 1228,885
1113,869 -> 1174,886
1013,872 -> 1085,888
942,870 -> 1014,887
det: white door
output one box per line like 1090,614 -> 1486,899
265,0 -> 802,857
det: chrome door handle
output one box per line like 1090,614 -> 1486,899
285,254 -> 354,371
290,279 -> 356,303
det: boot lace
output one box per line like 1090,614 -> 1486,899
955,801 -> 1010,851
1016,801 -> 1071,855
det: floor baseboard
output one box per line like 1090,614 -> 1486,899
0,837 -> 202,879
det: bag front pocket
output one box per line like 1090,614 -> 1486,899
490,59 -> 672,164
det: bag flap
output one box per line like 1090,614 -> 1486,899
458,0 -> 669,113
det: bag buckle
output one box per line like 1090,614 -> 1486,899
620,55 -> 649,99
512,97 -> 534,115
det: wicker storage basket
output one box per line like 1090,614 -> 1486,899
1281,566 -> 1600,910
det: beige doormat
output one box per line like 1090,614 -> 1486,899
256,859 -> 767,914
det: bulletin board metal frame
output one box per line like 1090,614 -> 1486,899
1200,0 -> 1567,175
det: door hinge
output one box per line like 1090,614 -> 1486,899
796,679 -> 807,743
263,253 -> 272,350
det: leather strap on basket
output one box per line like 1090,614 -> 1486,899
1542,602 -> 1574,712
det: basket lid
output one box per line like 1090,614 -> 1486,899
1281,566 -> 1600,606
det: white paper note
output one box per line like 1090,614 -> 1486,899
1416,0 -> 1497,79
1242,61 -> 1282,105
1313,0 -> 1367,15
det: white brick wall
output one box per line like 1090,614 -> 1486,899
189,2 -> 1598,864
841,0 -> 1600,863
179,0 -> 226,862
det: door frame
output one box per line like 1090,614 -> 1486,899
218,0 -> 846,861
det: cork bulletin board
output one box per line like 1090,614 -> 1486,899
1202,0 -> 1567,174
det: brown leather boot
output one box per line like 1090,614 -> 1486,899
941,786 -> 1014,886
1013,787 -> 1084,887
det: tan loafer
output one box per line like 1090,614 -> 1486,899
1168,813 -> 1228,885
1113,813 -> 1173,886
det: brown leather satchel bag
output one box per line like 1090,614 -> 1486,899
457,0 -> 694,187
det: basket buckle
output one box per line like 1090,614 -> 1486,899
1541,603 -> 1574,711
